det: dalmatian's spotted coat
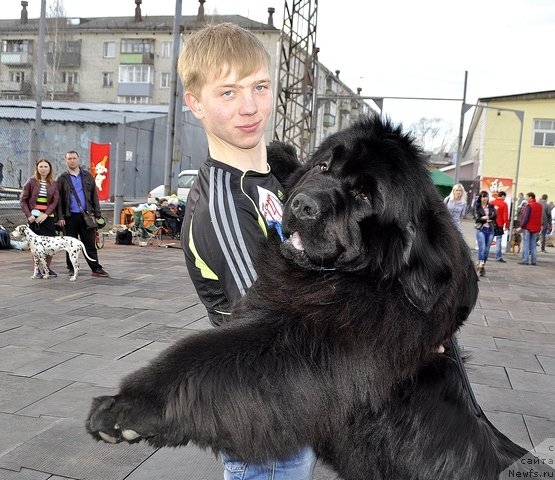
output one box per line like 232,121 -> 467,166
11,225 -> 96,281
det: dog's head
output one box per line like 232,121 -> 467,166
10,225 -> 29,239
279,116 -> 475,313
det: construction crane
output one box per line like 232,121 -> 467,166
273,0 -> 318,162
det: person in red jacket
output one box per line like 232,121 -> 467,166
517,192 -> 543,265
490,191 -> 510,262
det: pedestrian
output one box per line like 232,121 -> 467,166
179,23 -> 316,480
444,183 -> 467,231
56,150 -> 109,277
474,190 -> 497,276
539,194 -> 551,252
517,192 -> 542,265
516,192 -> 527,221
490,190 -> 510,263
19,158 -> 60,277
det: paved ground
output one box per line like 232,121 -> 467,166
0,219 -> 553,480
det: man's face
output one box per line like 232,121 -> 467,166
65,152 -> 81,170
187,65 -> 273,152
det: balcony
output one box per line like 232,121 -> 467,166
119,52 -> 154,64
0,51 -> 32,65
47,52 -> 81,68
117,82 -> 153,97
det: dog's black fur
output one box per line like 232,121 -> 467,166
87,116 -> 550,479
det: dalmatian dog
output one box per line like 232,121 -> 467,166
11,225 -> 96,281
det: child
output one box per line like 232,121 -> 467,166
179,23 -> 316,480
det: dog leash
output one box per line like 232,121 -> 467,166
448,336 -> 484,418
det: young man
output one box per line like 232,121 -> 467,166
490,190 -> 509,262
517,192 -> 542,266
179,23 -> 316,480
56,150 -> 109,277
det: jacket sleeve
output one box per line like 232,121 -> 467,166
19,180 -> 33,218
90,173 -> 102,217
520,205 -> 531,229
45,182 -> 60,216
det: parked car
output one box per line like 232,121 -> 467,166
147,169 -> 198,204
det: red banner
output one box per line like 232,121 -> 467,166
90,142 -> 110,201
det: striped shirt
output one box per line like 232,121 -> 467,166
182,157 -> 285,326
35,180 -> 48,211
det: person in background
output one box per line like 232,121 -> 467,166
19,158 -> 60,277
474,191 -> 497,277
490,190 -> 510,263
444,183 -> 467,231
179,22 -> 316,480
539,194 -> 551,253
517,192 -> 543,265
56,150 -> 109,278
516,192 -> 527,221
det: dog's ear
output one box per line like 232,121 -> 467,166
398,215 -> 454,313
267,142 -> 304,192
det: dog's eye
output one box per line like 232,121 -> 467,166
355,188 -> 370,201
315,163 -> 329,172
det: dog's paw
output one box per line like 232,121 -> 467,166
69,276 -> 77,282
86,395 -> 150,444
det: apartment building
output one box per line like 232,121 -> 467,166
0,1 -> 370,130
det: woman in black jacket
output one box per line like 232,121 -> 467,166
474,190 -> 497,276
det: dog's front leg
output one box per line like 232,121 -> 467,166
31,254 -> 42,279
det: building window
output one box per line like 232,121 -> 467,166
102,72 -> 114,87
62,71 -> 78,85
161,42 -> 172,58
160,72 -> 170,88
2,40 -> 31,53
118,65 -> 153,83
117,96 -> 151,104
121,39 -> 154,54
533,119 -> 555,147
9,71 -> 25,83
103,41 -> 115,58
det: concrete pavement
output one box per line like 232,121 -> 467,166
0,218 -> 554,479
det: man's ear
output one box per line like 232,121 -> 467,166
184,92 -> 203,119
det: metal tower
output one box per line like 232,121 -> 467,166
273,0 -> 318,161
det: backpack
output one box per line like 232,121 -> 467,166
0,227 -> 12,249
115,229 -> 133,245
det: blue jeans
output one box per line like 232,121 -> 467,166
476,227 -> 494,263
222,446 -> 317,480
521,229 -> 538,264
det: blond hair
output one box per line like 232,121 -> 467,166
178,23 -> 270,97
448,183 -> 467,204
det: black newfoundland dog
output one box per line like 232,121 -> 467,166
87,116 -> 550,479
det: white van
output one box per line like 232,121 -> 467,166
147,169 -> 198,204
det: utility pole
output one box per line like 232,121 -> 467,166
163,0 -> 183,197
29,0 -> 46,175
454,71 -> 469,184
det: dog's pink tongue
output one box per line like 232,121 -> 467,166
291,232 -> 304,251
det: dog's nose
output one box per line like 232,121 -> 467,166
290,192 -> 320,220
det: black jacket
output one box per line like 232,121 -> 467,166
57,168 -> 101,218
474,202 -> 497,229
